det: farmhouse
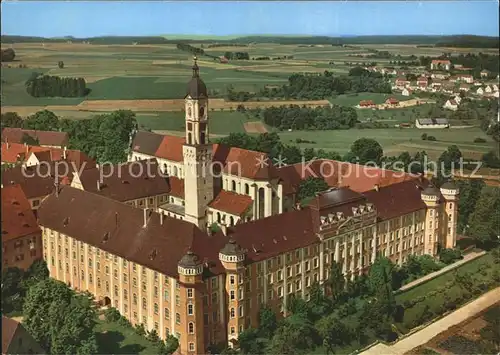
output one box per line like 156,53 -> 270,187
358,100 -> 376,108
430,59 -> 451,71
415,118 -> 450,129
459,83 -> 471,92
431,72 -> 448,80
443,99 -> 459,111
402,88 -> 412,96
456,74 -> 474,84
385,97 -> 399,106
394,77 -> 410,88
416,77 -> 428,87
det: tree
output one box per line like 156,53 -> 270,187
239,327 -> 267,354
349,138 -> 383,165
316,314 -> 352,354
58,61 -> 64,69
23,110 -> 60,131
1,267 -> 25,313
439,248 -> 463,264
23,278 -> 97,354
22,259 -> 49,289
266,316 -> 316,355
326,261 -> 345,302
0,48 -> 16,62
467,186 -> 500,245
1,112 -> 23,128
297,177 -> 329,203
368,256 -> 394,295
156,335 -> 179,354
258,307 -> 278,338
457,180 -> 485,233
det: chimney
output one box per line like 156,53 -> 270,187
63,146 -> 67,160
96,180 -> 101,191
160,213 -> 164,225
143,208 -> 148,227
374,184 -> 379,192
220,224 -> 228,236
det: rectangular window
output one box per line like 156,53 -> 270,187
187,288 -> 193,298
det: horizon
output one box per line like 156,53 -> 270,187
1,1 -> 499,38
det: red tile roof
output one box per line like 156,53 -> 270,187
222,147 -> 280,180
155,135 -> 186,162
277,159 -> 419,195
2,128 -> 68,147
37,186 -> 220,277
1,184 -> 40,241
77,159 -> 170,202
431,60 -> 451,64
222,208 -> 319,262
2,316 -> 20,354
1,163 -> 73,199
1,143 -> 47,164
386,97 -> 399,105
29,148 -> 95,170
167,176 -> 185,198
209,191 -> 253,216
359,100 -> 375,106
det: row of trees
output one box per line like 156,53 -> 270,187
1,110 -> 137,164
260,104 -> 358,130
25,74 -> 88,97
223,51 -> 250,60
226,70 -> 392,101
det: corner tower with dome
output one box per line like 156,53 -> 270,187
183,57 -> 214,229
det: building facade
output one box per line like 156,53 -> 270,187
36,59 -> 460,355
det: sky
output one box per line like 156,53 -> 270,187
1,1 -> 499,38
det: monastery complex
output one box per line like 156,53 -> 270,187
29,60 -> 460,354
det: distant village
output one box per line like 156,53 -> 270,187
361,60 -> 498,110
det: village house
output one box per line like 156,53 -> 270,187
1,184 -> 43,270
459,83 -> 471,92
480,69 -> 490,78
456,74 -> 474,84
430,59 -> 451,71
443,99 -> 459,111
394,77 -> 410,89
430,72 -> 448,80
1,128 -> 69,149
402,88 -> 412,96
484,85 -> 493,94
358,100 -> 376,108
385,97 -> 399,106
1,142 -> 47,166
476,87 -> 485,95
416,76 -> 428,87
415,118 -> 450,129
34,59 -> 461,354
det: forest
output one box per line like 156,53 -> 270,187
25,74 -> 89,98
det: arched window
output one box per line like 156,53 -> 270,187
173,166 -> 178,177
154,303 -> 159,314
188,322 -> 194,334
245,183 -> 249,194
124,289 -> 128,300
114,285 -> 118,296
105,281 -> 109,292
89,274 -> 93,283
97,278 -> 101,288
133,293 -> 137,305
81,270 -> 84,280
231,180 -> 236,191
230,307 -> 235,318
229,216 -> 235,226
142,297 -> 147,310
187,304 -> 193,315
217,212 -> 221,223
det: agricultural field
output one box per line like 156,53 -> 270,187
278,127 -> 494,159
1,41 -> 496,157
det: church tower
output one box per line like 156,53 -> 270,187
183,57 -> 214,229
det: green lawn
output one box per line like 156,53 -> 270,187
94,319 -> 159,355
136,111 -> 248,134
277,127 -> 494,159
396,253 -> 492,305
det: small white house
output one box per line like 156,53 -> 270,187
476,87 -> 485,95
443,99 -> 459,111
402,88 -> 412,96
453,95 -> 462,104
485,85 -> 492,93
